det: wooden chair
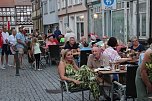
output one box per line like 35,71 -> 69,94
39,46 -> 49,68
48,45 -> 61,65
80,49 -> 91,66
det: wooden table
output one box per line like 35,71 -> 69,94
98,70 -> 127,101
98,70 -> 127,75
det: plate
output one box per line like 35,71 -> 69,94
98,67 -> 111,71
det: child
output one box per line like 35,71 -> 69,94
31,37 -> 42,70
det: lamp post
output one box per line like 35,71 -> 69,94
136,0 -> 140,39
150,0 -> 152,39
15,50 -> 20,76
93,13 -> 98,34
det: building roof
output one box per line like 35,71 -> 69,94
14,0 -> 32,6
0,0 -> 32,7
0,0 -> 15,7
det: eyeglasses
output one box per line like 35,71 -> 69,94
133,40 -> 138,42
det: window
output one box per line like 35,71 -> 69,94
68,0 -> 73,6
49,0 -> 55,12
0,17 -> 2,21
10,8 -> 14,11
61,0 -> 66,8
4,17 -> 6,21
7,8 -> 9,11
43,1 -> 48,14
57,0 -> 60,9
11,17 -> 15,22
74,0 -> 82,5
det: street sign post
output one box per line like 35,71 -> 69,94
102,0 -> 116,10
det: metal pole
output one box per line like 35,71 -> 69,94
66,0 -> 69,27
136,0 -> 140,39
15,50 -> 20,76
150,0 -> 152,38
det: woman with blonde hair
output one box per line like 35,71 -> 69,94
58,49 -> 101,101
31,37 -> 41,70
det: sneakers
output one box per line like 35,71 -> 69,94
37,69 -> 42,71
0,64 -> 6,69
7,64 -> 13,67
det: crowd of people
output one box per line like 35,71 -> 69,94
1,24 -> 152,101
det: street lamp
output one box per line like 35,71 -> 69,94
93,14 -> 98,35
80,15 -> 84,19
93,14 -> 98,19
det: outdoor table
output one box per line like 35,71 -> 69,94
97,69 -> 127,101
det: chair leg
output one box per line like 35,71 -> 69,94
89,90 -> 91,100
61,87 -> 63,101
82,91 -> 84,101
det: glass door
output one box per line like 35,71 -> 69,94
76,22 -> 84,42
139,13 -> 146,37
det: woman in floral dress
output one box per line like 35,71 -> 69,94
58,49 -> 100,100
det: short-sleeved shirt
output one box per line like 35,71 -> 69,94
2,31 -> 9,44
16,32 -> 25,49
103,47 -> 121,62
64,41 -> 79,49
130,44 -> 145,52
87,54 -> 109,69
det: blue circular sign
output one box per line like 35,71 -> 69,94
103,0 -> 114,6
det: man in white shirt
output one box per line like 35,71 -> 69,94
1,25 -> 10,69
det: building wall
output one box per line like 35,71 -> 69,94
58,0 -> 88,42
42,0 -> 59,34
88,0 -> 150,44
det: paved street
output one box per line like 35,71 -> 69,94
0,56 -> 91,101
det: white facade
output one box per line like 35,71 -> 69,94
42,0 -> 59,34
89,0 -> 150,44
58,0 -> 88,42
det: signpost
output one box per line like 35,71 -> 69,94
102,0 -> 116,10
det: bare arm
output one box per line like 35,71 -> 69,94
17,39 -> 26,46
58,61 -> 80,84
117,57 -> 132,63
140,49 -> 152,93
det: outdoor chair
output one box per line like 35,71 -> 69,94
48,45 -> 61,65
80,49 -> 91,66
60,80 -> 90,101
40,46 -> 49,68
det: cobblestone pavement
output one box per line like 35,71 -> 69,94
0,56 -> 91,101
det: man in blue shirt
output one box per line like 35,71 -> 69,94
54,26 -> 61,41
16,26 -> 26,69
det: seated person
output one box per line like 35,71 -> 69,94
58,49 -> 100,101
64,37 -> 80,56
130,37 -> 145,52
87,47 -> 109,69
103,37 -> 132,64
46,35 -> 57,48
59,34 -> 65,43
87,46 -> 111,100
79,36 -> 88,48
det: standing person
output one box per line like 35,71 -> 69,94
135,38 -> 152,101
1,25 -> 10,69
16,26 -> 26,69
64,27 -> 76,43
0,29 -> 4,69
54,26 -> 61,41
31,37 -> 41,70
8,28 -> 17,67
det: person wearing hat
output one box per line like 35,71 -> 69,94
64,27 -> 76,43
16,26 -> 26,69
